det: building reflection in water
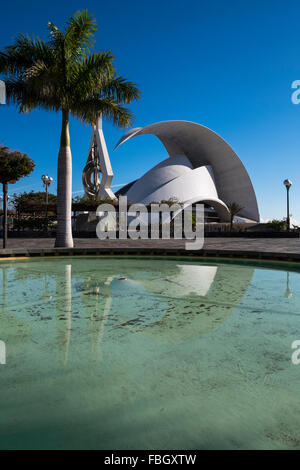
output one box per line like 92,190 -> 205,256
110,262 -> 255,343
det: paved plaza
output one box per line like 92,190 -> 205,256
0,237 -> 300,259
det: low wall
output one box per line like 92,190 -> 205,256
204,231 -> 300,238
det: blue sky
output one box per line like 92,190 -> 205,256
1,0 -> 300,223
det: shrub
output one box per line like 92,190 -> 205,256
266,219 -> 286,231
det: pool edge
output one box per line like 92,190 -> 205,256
0,247 -> 300,265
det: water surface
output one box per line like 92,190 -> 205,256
0,256 -> 300,450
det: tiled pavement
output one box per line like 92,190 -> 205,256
0,237 -> 300,261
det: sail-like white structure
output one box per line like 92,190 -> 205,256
115,120 -> 259,222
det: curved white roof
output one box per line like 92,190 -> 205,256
115,120 -> 259,222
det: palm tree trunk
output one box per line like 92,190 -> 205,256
55,110 -> 73,248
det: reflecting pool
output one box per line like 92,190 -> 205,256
0,256 -> 300,449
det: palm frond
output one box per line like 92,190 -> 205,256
71,51 -> 114,97
47,22 -> 65,49
71,96 -> 134,128
100,76 -> 141,104
0,34 -> 52,77
65,9 -> 97,58
5,77 -> 61,113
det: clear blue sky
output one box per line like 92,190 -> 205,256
1,0 -> 300,223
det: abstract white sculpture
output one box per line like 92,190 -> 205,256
82,116 -> 116,200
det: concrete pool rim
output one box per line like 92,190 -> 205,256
1,247 -> 300,268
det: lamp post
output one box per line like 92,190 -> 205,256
283,179 -> 292,231
41,174 -> 53,232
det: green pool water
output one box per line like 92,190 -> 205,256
1,256 -> 300,450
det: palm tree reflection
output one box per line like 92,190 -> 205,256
284,271 -> 292,298
55,263 -> 114,367
56,264 -> 72,368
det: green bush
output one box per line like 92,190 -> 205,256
266,219 -> 286,231
14,218 -> 48,231
14,191 -> 57,209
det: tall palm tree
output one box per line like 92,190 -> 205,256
0,10 -> 140,247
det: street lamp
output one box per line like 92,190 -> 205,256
41,174 -> 53,232
283,179 -> 292,231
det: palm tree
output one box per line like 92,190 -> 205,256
0,10 -> 140,247
228,202 -> 244,231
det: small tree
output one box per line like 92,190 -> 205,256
0,145 -> 35,247
266,219 -> 286,232
13,190 -> 57,211
228,202 -> 244,231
